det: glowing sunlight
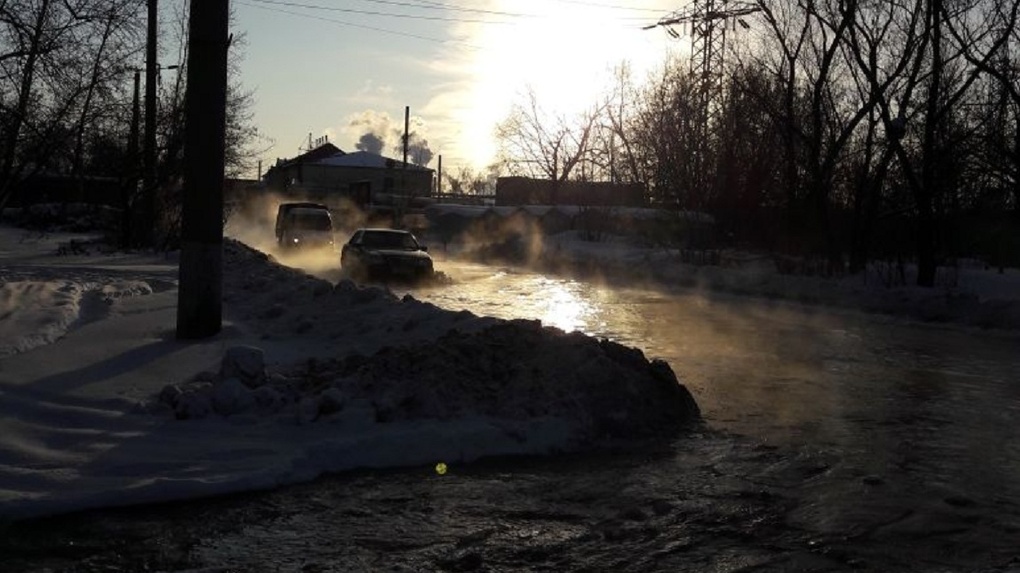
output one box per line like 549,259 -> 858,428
440,0 -> 678,170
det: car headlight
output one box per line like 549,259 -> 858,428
292,237 -> 300,243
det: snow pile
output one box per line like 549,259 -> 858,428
311,322 -> 699,438
0,279 -> 152,356
156,322 -> 700,443
157,240 -> 701,446
220,239 -> 492,355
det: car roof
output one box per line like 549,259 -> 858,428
357,228 -> 411,234
290,207 -> 331,216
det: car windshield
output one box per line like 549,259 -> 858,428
291,211 -> 331,231
360,230 -> 419,250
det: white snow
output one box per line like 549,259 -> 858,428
0,220 -> 695,522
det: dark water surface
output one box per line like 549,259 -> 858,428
5,260 -> 1020,572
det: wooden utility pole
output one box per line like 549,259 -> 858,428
176,0 -> 230,339
124,70 -> 141,247
138,0 -> 158,247
397,105 -> 409,227
402,106 -> 410,167
401,105 -> 409,194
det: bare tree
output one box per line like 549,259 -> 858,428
0,0 -> 142,212
943,0 -> 1020,219
587,63 -> 645,185
495,87 -> 604,202
0,0 -> 56,210
630,60 -> 703,209
70,1 -> 142,180
146,3 -> 267,247
845,0 -> 1015,285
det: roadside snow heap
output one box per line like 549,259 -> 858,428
156,239 -> 701,452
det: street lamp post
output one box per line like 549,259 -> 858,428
137,59 -> 178,248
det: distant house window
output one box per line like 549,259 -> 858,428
384,177 -> 394,191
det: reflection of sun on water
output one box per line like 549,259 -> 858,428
533,279 -> 594,334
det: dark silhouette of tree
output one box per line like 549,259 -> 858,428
630,62 -> 702,210
495,87 -> 604,203
0,0 -> 144,212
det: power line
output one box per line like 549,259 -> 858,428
246,0 -> 657,24
237,0 -> 667,50
244,0 -> 523,24
236,0 -> 483,47
544,0 -> 666,13
381,0 -> 665,16
332,0 -> 532,19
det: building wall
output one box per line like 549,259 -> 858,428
266,164 -> 433,206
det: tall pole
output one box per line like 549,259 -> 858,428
140,0 -> 158,247
402,106 -> 409,168
437,154 -> 442,199
401,105 -> 409,194
398,105 -> 409,227
176,0 -> 230,339
124,70 -> 141,248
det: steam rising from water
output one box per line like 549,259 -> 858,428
225,194 -> 1020,455
225,192 -> 348,280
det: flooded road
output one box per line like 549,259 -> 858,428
403,258 -> 1020,451
6,254 -> 1020,572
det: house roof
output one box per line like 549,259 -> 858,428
273,143 -> 344,169
315,150 -> 433,172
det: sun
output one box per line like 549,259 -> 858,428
438,1 -> 678,171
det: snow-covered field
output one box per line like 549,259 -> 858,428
0,222 -> 698,522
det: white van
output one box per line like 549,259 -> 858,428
275,203 -> 334,250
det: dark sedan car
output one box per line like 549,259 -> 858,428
341,228 -> 434,281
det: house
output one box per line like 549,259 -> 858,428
261,144 -> 434,210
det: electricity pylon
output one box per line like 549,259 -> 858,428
644,1 -> 760,208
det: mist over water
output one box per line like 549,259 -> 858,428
226,202 -> 1020,462
225,192 -> 350,278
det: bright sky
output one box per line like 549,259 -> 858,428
228,0 -> 682,177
